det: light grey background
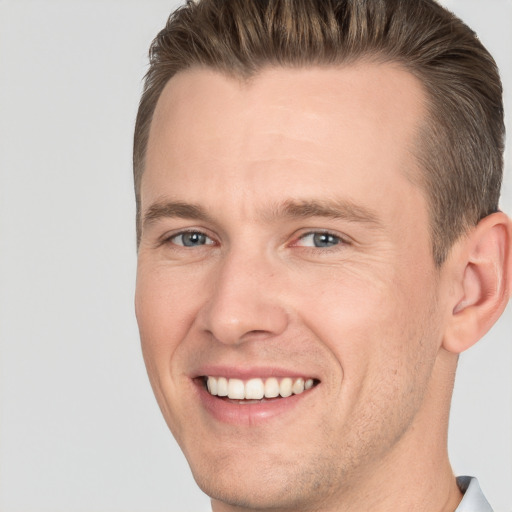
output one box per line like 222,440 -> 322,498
0,1 -> 510,511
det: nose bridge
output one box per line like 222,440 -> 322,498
198,243 -> 289,345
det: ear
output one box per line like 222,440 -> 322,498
442,211 -> 512,354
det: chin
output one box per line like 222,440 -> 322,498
194,469 -> 313,511
184,441 -> 345,512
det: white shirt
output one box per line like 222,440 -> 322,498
455,476 -> 493,512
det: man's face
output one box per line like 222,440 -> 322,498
136,64 -> 449,509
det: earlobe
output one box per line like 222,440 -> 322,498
442,212 -> 512,354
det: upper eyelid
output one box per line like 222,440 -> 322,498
292,229 -> 350,244
173,231 -> 214,241
299,230 -> 343,237
159,228 -> 217,246
156,227 -> 350,246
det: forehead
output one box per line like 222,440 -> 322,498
143,63 -> 428,227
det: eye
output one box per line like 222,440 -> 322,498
170,231 -> 215,247
295,231 -> 344,248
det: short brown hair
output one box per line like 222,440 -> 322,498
133,0 -> 504,264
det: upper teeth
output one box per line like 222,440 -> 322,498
206,376 -> 314,400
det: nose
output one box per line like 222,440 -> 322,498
196,249 -> 289,345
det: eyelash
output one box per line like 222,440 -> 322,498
162,230 -> 216,248
292,230 -> 348,250
160,229 -> 349,252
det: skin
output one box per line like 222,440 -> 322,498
136,63 -> 474,511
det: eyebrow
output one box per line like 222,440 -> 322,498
269,199 -> 381,227
143,201 -> 214,228
142,198 -> 382,230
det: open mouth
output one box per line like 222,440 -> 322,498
202,376 -> 319,403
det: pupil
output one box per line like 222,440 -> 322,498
184,232 -> 205,246
313,233 -> 337,247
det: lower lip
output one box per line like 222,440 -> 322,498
196,381 -> 315,426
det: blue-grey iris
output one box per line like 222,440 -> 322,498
313,233 -> 339,247
182,232 -> 207,246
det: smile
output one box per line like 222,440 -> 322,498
205,376 -> 316,400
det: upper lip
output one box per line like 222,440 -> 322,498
191,365 -> 319,381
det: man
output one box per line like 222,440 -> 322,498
133,1 -> 511,510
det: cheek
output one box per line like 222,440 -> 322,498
135,263 -> 203,402
295,263 -> 398,342
135,265 -> 206,439
298,265 -> 440,446
136,264 -> 197,342
293,261 -> 437,389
